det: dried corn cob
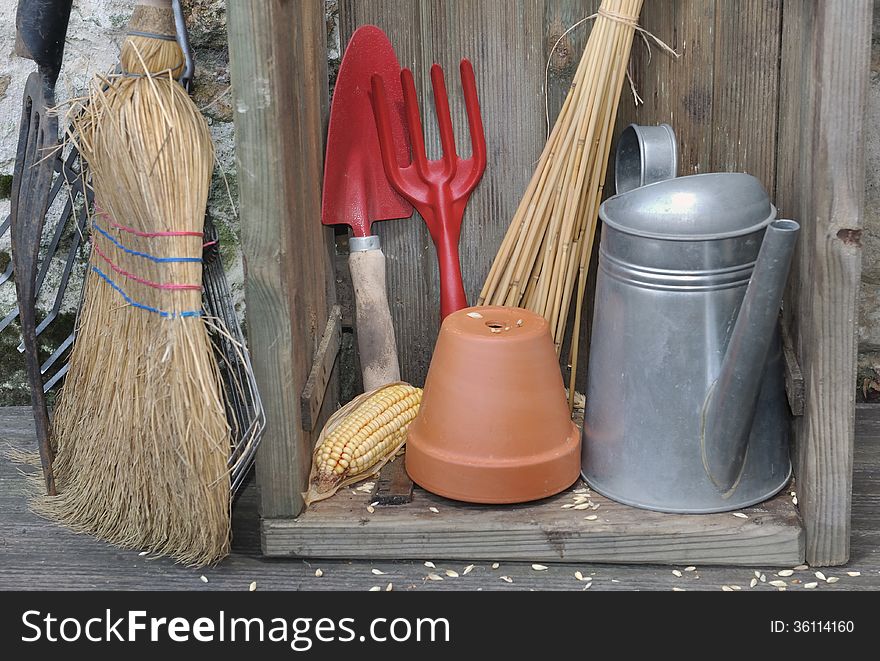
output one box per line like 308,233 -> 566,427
304,382 -> 422,506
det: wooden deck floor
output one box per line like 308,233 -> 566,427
1,405 -> 878,591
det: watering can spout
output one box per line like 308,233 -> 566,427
702,219 -> 800,494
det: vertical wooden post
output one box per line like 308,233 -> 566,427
227,0 -> 335,521
776,0 -> 870,566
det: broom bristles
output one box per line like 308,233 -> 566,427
43,2 -> 231,566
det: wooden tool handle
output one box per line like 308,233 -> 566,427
349,245 -> 401,391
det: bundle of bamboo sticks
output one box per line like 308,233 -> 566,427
479,0 -> 644,400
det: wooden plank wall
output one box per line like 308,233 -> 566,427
775,1 -> 870,566
340,0 -> 784,388
227,0 -> 338,520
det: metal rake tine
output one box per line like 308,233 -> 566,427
0,214 -> 10,285
0,258 -> 12,287
43,361 -> 68,393
40,330 -> 74,374
459,58 -> 487,191
430,63 -> 458,180
400,68 -> 430,181
0,307 -> 18,333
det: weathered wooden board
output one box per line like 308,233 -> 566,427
775,1 -> 870,566
5,406 -> 880,589
227,0 -> 337,519
300,305 -> 342,431
342,1 -> 785,391
341,0 -> 565,385
264,479 -> 803,566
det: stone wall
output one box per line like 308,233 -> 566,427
0,1 -> 339,404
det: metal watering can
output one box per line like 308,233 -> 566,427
582,173 -> 800,513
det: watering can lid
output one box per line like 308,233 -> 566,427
599,172 -> 775,241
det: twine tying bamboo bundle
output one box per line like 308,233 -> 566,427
478,0 -> 646,406
41,0 -> 231,566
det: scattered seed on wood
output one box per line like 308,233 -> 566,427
428,507 -> 440,513
561,503 -> 575,509
804,582 -> 818,589
732,512 -> 748,519
249,581 -> 257,592
672,570 -> 682,577
769,580 -> 787,588
492,562 -> 500,570
200,576 -> 208,583
584,514 -> 598,521
611,579 -> 619,583
575,571 -> 585,581
721,586 -> 734,591
672,587 -> 686,592
446,570 -> 459,578
532,564 -> 548,571
424,561 -> 435,568
463,565 -> 475,575
386,583 -> 393,591
366,506 -> 375,514
426,573 -> 443,581
792,496 -> 798,505
777,587 -> 787,591
750,578 -> 758,588
573,503 -> 591,510
500,576 -> 513,583
826,577 -> 839,583
754,570 -> 761,578
582,583 -> 592,590
591,503 -> 600,510
684,566 -> 696,572
371,569 -> 386,575
847,571 -> 861,577
315,569 -> 323,577
760,574 -> 766,582
731,585 -> 742,591
138,551 -> 149,556
778,569 -> 794,577
369,586 -> 381,592
794,564 -> 809,570
815,571 -> 827,581
467,312 -> 483,319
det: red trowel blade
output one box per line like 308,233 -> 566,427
321,25 -> 412,237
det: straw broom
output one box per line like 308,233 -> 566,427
479,0 -> 644,408
41,0 -> 231,566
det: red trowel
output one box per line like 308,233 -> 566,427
322,25 -> 412,391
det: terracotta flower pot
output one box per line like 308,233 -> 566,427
406,306 -> 581,503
